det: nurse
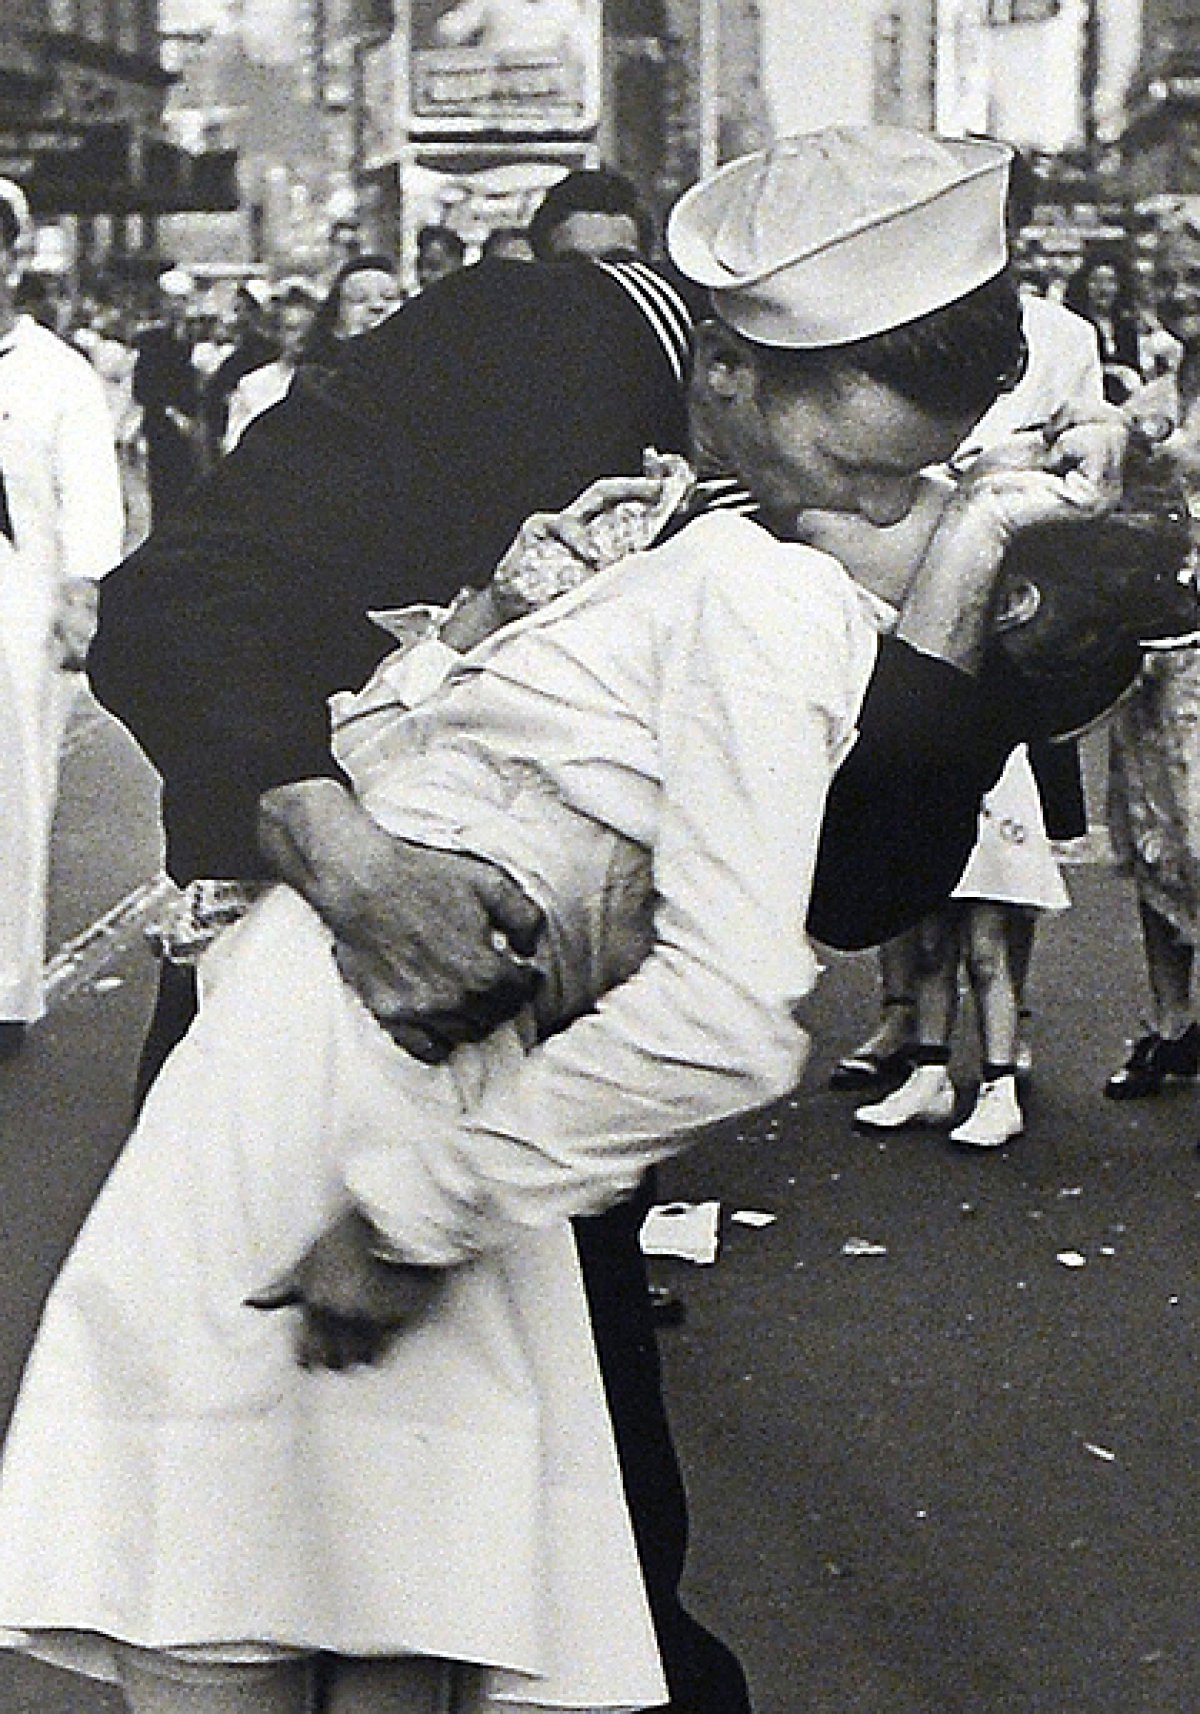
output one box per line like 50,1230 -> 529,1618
0,178 -> 124,1052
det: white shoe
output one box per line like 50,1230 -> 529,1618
949,1076 -> 1024,1149
854,1064 -> 955,1131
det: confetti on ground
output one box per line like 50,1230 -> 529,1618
90,975 -> 125,993
841,1236 -> 888,1257
1083,1442 -> 1117,1462
731,1209 -> 777,1228
1056,1250 -> 1087,1268
639,1201 -> 721,1265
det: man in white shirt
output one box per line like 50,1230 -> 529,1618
0,179 -> 124,1055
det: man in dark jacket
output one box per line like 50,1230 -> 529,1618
202,279 -> 278,461
131,269 -> 206,524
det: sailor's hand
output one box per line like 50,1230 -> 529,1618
258,781 -> 543,1061
957,466 -> 1094,539
958,404 -> 1128,516
1039,403 -> 1128,512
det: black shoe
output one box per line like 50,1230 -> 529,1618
828,1047 -> 914,1093
0,1022 -> 26,1062
1105,1024 -> 1200,1100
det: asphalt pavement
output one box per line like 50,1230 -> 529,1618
2,711 -> 1199,1714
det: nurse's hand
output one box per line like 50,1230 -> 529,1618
246,1208 -> 442,1370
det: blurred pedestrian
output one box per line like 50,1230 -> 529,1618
1106,277 -> 1200,1099
223,282 -> 319,453
202,279 -> 276,460
328,214 -> 362,273
852,745 -> 1069,1147
1064,253 -> 1146,404
527,166 -> 654,262
305,252 -> 401,363
479,224 -> 533,262
0,178 -> 124,1056
76,303 -> 140,452
414,224 -> 466,292
133,268 -> 206,523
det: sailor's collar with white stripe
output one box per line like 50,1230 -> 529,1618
595,261 -> 769,535
688,474 -> 760,520
595,258 -> 695,388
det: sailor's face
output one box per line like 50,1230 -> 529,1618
736,365 -> 975,530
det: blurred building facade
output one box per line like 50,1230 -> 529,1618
868,0 -> 1200,281
355,0 -> 769,280
0,0 -> 236,287
148,0 -> 769,276
15,0 -> 1200,293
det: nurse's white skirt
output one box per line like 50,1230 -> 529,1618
0,887 -> 665,1713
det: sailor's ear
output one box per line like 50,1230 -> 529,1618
693,319 -> 756,401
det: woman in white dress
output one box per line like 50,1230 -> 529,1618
794,472 -> 1071,1149
0,451 -> 890,1714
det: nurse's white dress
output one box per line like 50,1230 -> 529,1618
0,515 -> 879,1708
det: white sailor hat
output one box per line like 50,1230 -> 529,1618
158,266 -> 195,298
236,277 -> 271,309
667,126 -> 1012,348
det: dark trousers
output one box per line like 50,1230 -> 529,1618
137,962 -> 751,1714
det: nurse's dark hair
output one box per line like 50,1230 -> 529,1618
747,269 -> 1027,421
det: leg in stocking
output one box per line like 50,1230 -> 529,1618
950,903 -> 1025,1148
912,904 -> 962,1057
321,1657 -> 457,1714
1139,896 -> 1195,1041
962,903 -> 1021,1073
115,1646 -> 314,1714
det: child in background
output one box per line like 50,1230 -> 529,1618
853,745 -> 1069,1148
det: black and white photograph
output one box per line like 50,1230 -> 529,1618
2,2 -> 1200,1711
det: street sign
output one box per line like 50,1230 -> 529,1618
406,0 -> 602,136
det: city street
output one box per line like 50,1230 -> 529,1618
1,705 -> 1199,1714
